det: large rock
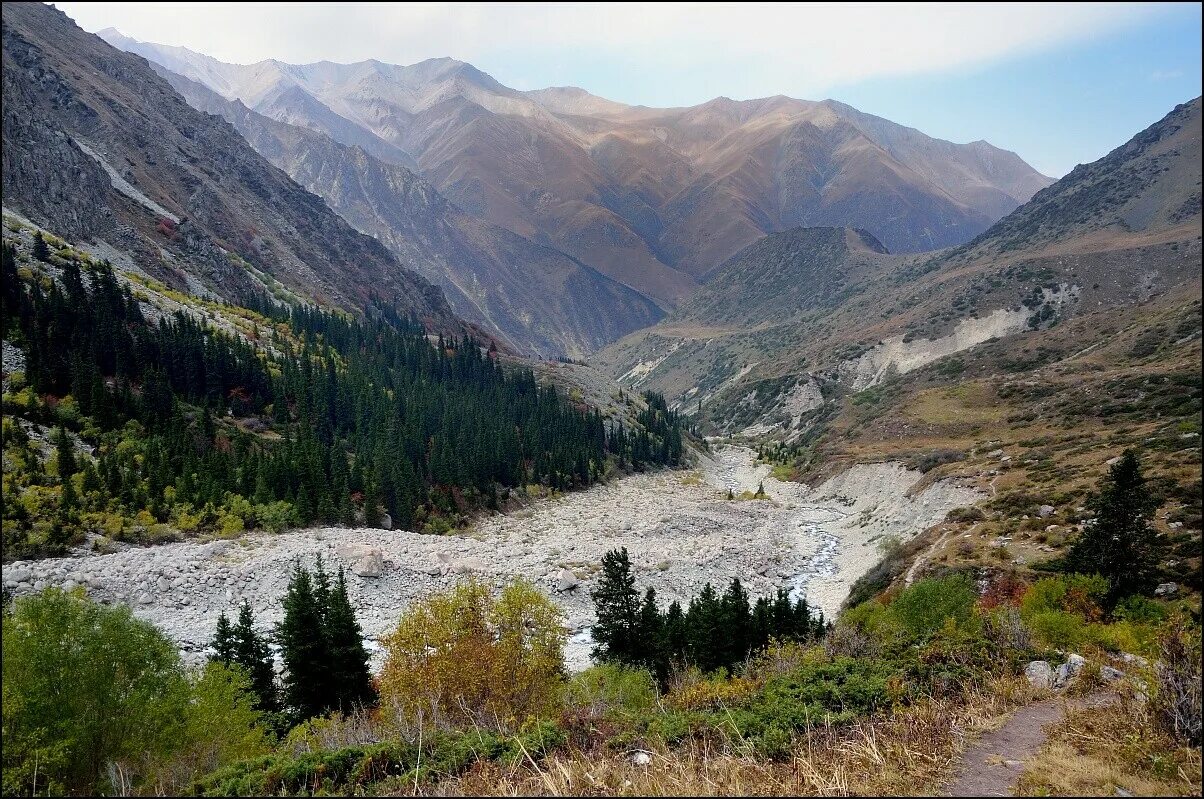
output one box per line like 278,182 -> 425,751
1053,653 -> 1086,688
1025,660 -> 1054,690
337,544 -> 385,578
555,569 -> 580,592
1154,582 -> 1178,597
453,557 -> 488,574
1099,665 -> 1126,683
1038,505 -> 1056,518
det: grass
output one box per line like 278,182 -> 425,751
1017,693 -> 1202,797
432,677 -> 1036,797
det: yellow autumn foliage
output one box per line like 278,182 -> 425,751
378,578 -> 566,731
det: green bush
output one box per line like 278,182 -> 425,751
566,663 -> 658,718
888,575 -> 978,639
1027,610 -> 1085,650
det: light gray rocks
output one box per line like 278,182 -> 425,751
555,569 -> 580,593
336,544 -> 385,578
1154,582 -> 1179,597
1053,653 -> 1087,689
1025,660 -> 1054,690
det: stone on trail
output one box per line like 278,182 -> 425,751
1053,653 -> 1086,688
1024,660 -> 1053,690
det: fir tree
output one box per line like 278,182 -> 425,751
209,611 -> 236,664
590,547 -> 641,663
1066,450 -> 1166,606
277,561 -> 331,721
636,586 -> 666,682
324,567 -> 375,711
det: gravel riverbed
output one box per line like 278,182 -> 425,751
3,446 -> 979,671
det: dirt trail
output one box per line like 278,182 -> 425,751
943,693 -> 1116,797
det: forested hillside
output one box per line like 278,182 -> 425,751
1,220 -> 685,561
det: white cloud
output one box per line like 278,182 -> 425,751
55,2 -> 1164,99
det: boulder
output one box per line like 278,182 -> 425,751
353,550 -> 384,578
1025,660 -> 1054,690
1099,665 -> 1125,683
1121,652 -> 1149,668
1053,653 -> 1086,688
630,750 -> 652,766
1154,582 -> 1178,597
453,557 -> 488,574
1038,505 -> 1056,518
5,567 -> 31,584
137,593 -> 154,605
555,569 -> 579,592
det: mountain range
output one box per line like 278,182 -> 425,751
99,29 -> 1053,351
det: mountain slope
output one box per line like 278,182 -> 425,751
156,68 -> 662,358
596,98 -> 1202,432
98,31 -> 1053,306
2,4 -> 455,328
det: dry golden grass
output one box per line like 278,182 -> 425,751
408,677 -> 1037,797
1017,694 -> 1202,797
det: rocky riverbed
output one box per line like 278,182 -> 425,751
2,446 -> 979,671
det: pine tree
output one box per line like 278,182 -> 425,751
324,567 -> 375,711
1066,450 -> 1166,606
277,561 -> 331,721
32,231 -> 50,262
232,601 -> 280,714
590,547 -> 641,663
209,611 -> 236,664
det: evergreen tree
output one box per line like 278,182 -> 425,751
1066,450 -> 1166,606
32,231 -> 50,262
685,583 -> 723,673
54,426 -> 76,481
209,611 -> 236,664
636,586 -> 667,683
232,601 -> 280,714
276,562 -> 331,721
324,567 -> 375,711
720,578 -> 752,668
590,547 -> 641,663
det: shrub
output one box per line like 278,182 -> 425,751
1020,574 -> 1108,622
565,664 -> 658,719
1027,610 -> 1085,650
378,579 -> 565,731
888,575 -> 978,640
1153,615 -> 1202,746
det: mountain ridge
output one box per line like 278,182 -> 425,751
98,28 -> 1055,305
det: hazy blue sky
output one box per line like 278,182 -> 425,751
56,2 -> 1202,176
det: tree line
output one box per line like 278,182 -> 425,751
1,242 -> 685,557
590,547 -> 825,684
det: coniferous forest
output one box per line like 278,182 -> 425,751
1,242 -> 685,559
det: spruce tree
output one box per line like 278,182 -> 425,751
590,547 -> 641,663
32,231 -> 50,262
277,561 -> 331,721
209,611 -> 236,664
1066,450 -> 1166,606
720,578 -> 751,669
324,567 -> 375,711
232,601 -> 280,714
685,583 -> 723,673
54,426 -> 76,480
636,586 -> 667,682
